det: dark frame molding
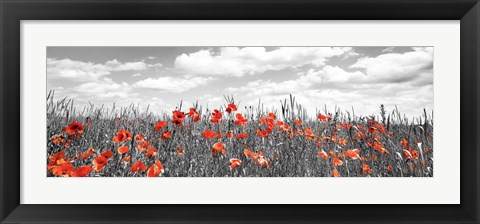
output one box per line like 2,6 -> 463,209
1,0 -> 478,223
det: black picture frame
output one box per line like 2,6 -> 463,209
1,0 -> 479,223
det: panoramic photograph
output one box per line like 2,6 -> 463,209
46,46 -> 433,177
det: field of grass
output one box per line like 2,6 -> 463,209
47,91 -> 433,177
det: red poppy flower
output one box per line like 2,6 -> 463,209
64,140 -> 71,147
362,164 -> 371,174
268,112 -> 276,120
63,121 -> 84,136
193,114 -> 200,122
50,152 -> 68,165
279,124 -> 291,133
147,160 -> 164,177
145,147 -> 157,158
294,119 -> 303,126
52,163 -> 75,177
112,129 -> 132,143
387,165 -> 392,172
356,125 -> 364,131
340,122 -> 352,130
317,150 -> 329,160
211,142 -> 226,156
376,124 -> 386,134
225,103 -> 237,113
202,129 -> 217,139
229,158 -> 242,169
172,110 -> 185,119
137,141 -> 150,152
244,149 -> 255,158
161,130 -> 171,139
345,149 -> 361,160
367,140 -> 374,148
154,121 -> 168,132
93,156 -> 108,172
256,156 -> 271,168
379,147 -> 389,154
355,132 -> 365,140
71,165 -> 93,177
210,109 -> 223,123
333,157 -> 343,166
373,142 -> 384,151
187,107 -> 196,116
236,132 -> 248,139
304,128 -> 313,136
337,138 -> 347,146
47,151 -> 66,170
403,149 -> 413,159
327,150 -> 334,157
101,150 -> 113,159
259,117 -> 268,125
411,150 -> 419,159
51,134 -> 65,145
234,113 -> 248,126
135,134 -> 145,141
400,138 -> 408,148
76,147 -> 95,160
297,129 -> 304,136
317,114 -> 332,122
332,169 -> 340,177
172,110 -> 185,126
131,161 -> 147,172
304,128 -> 315,140
117,145 -> 129,154
188,108 -> 200,122
123,155 -> 131,163
256,129 -> 269,138
226,131 -> 233,138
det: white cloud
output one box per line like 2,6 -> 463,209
350,47 -> 433,83
73,77 -> 133,99
146,97 -> 174,114
148,56 -> 156,60
49,77 -> 142,115
105,59 -> 147,71
187,94 -> 226,111
147,62 -> 163,69
225,56 -> 433,118
341,50 -> 361,59
225,65 -> 366,97
46,47 -> 433,118
47,58 -> 110,81
381,47 -> 395,52
173,47 -> 354,77
133,76 -> 213,93
47,58 -> 147,82
235,85 -> 432,119
412,47 -> 433,54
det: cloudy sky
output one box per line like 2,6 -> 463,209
47,46 -> 433,118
